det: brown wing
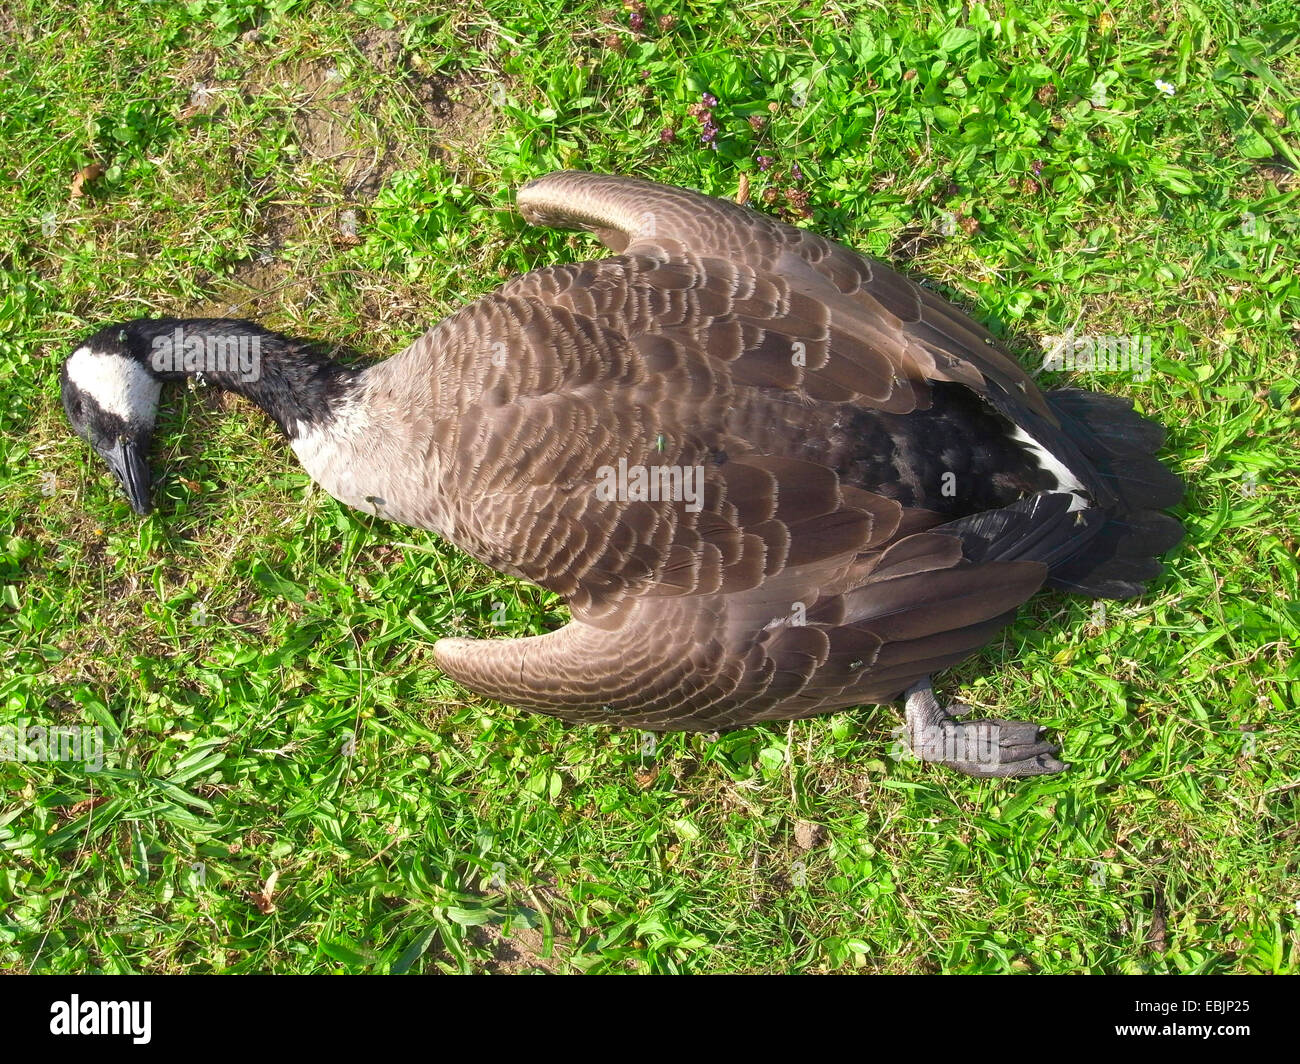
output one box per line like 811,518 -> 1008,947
434,455 -> 1047,729
514,170 -> 1056,422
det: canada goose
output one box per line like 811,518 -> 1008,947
59,171 -> 1183,777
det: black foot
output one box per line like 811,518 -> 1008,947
901,678 -> 1068,778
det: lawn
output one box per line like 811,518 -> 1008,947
0,0 -> 1297,973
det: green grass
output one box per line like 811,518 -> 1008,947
1,0 -> 1297,973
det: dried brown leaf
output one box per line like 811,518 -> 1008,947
62,796 -> 109,817
248,868 -> 280,914
69,163 -> 105,200
735,172 -> 751,206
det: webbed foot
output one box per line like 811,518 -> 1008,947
901,678 -> 1068,778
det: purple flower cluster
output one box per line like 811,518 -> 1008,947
756,150 -> 813,220
687,93 -> 721,149
621,3 -> 676,34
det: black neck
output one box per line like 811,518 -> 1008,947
119,317 -> 362,439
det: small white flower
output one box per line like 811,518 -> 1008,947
1154,79 -> 1176,96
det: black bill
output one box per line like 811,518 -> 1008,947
102,435 -> 153,515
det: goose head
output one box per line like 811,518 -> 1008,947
61,316 -> 366,516
60,323 -> 164,515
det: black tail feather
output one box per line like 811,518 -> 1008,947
1041,389 -> 1184,598
938,492 -> 1105,569
1048,388 -> 1184,511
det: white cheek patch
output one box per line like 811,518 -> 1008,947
65,347 -> 162,426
